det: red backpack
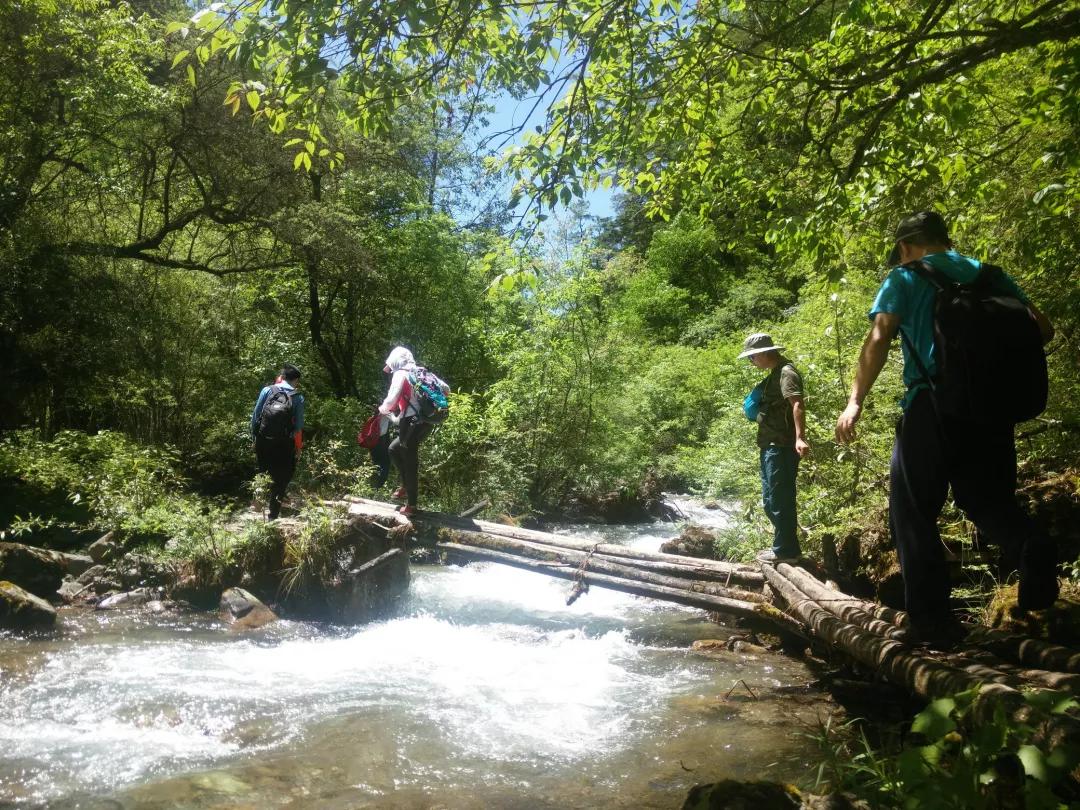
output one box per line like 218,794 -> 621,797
357,414 -> 382,449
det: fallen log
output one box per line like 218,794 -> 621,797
777,563 -> 907,638
346,497 -> 764,586
438,542 -> 805,639
435,528 -> 765,604
966,627 -> 1080,676
763,563 -> 1080,753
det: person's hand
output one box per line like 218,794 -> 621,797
795,438 -> 810,458
835,402 -> 862,444
295,447 -> 302,461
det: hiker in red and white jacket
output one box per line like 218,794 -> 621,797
379,346 -> 449,516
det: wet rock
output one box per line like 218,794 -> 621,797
57,577 -> 91,604
691,639 -> 728,654
97,588 -> 153,610
219,587 -> 278,630
88,531 -> 123,564
683,780 -> 870,810
0,580 -> 57,629
59,552 -> 95,577
0,542 -> 67,598
76,564 -> 107,585
660,526 -> 719,559
118,554 -> 171,589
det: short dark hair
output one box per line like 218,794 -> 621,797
280,364 -> 301,382
888,211 -> 951,264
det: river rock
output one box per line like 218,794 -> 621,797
97,588 -> 153,610
0,580 -> 57,629
0,542 -> 67,598
219,587 -> 278,629
57,577 -> 90,603
88,531 -> 123,564
683,780 -> 869,810
59,552 -> 95,577
76,564 -> 107,585
660,526 -> 719,559
118,554 -> 170,588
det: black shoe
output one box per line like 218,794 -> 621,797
1017,576 -> 1059,613
757,549 -> 801,564
892,619 -> 968,650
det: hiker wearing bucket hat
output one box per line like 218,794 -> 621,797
739,333 -> 809,563
834,211 -> 1057,647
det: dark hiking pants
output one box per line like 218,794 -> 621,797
255,436 -> 296,520
760,445 -> 801,557
389,416 -> 434,507
370,433 -> 392,488
890,390 -> 1058,629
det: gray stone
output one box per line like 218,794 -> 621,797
96,588 -> 152,610
660,526 -> 720,559
0,580 -> 57,629
88,531 -> 122,564
0,542 -> 67,598
59,552 -> 95,577
118,554 -> 169,588
219,587 -> 278,629
76,565 -> 107,585
57,577 -> 91,604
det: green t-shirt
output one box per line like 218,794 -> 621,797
756,358 -> 803,448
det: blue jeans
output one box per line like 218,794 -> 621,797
760,446 -> 800,557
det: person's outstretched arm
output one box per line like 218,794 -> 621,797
835,313 -> 900,444
790,395 -> 809,458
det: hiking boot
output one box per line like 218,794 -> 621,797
397,504 -> 417,518
390,486 -> 408,501
756,549 -> 801,565
1017,575 -> 1060,613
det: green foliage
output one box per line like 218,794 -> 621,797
809,688 -> 1080,809
280,502 -> 344,596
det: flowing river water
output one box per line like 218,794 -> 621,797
0,500 -> 835,809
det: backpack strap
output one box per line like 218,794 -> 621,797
898,260 -> 942,393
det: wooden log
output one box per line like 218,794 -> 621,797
762,563 -> 1080,751
763,563 -> 987,698
437,542 -> 805,639
965,626 -> 1080,676
348,547 -> 404,576
346,497 -> 764,585
947,651 -> 1080,693
776,563 -> 906,638
436,528 -> 765,604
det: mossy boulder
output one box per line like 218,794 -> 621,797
0,580 -> 57,629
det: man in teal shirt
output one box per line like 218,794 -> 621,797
835,212 -> 1057,647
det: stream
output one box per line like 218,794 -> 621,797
0,499 -> 834,809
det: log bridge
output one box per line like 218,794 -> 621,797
344,497 -> 1080,748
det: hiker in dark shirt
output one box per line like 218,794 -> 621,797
739,333 -> 810,563
835,211 -> 1057,647
251,364 -> 305,520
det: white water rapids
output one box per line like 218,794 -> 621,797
0,506 -> 833,808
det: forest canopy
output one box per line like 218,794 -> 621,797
1,0 -> 1077,548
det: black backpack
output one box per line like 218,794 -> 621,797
258,385 -> 299,439
902,260 -> 1047,424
